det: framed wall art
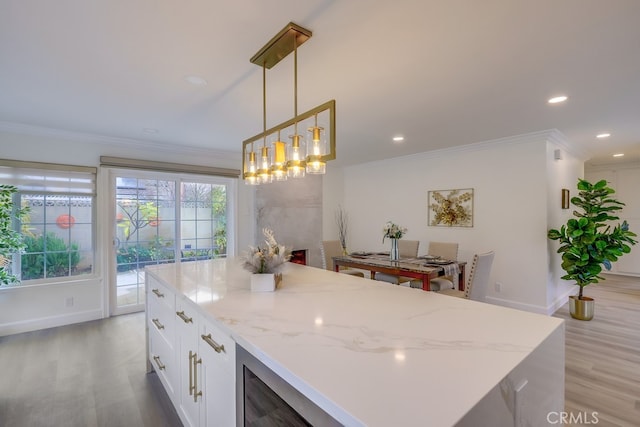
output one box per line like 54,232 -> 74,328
428,188 -> 474,227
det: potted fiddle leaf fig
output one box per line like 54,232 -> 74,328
0,184 -> 27,285
548,179 -> 637,320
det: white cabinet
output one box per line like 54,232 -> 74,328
175,298 -> 201,427
199,315 -> 236,427
145,271 -> 236,427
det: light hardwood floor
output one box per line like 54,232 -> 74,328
1,275 -> 638,427
553,273 -> 640,427
0,313 -> 181,427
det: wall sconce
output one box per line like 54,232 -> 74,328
242,22 -> 336,185
562,189 -> 570,209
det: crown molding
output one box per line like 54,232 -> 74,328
358,129 -> 584,170
585,160 -> 640,171
0,121 -> 241,162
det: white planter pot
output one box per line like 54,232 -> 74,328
251,273 -> 282,292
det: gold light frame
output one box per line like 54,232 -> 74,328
242,22 -> 336,183
242,100 -> 336,178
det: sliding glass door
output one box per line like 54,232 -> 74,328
111,171 -> 231,315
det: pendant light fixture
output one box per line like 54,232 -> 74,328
241,22 -> 336,185
306,113 -> 327,174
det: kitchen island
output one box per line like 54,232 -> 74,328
145,259 -> 564,426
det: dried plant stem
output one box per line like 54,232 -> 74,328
335,206 -> 348,251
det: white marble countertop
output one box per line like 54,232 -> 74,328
146,259 -> 564,427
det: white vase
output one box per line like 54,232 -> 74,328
250,273 -> 282,292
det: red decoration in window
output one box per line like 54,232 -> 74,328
148,217 -> 160,227
56,214 -> 76,229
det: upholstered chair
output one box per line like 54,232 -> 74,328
321,240 -> 365,277
438,251 -> 495,301
410,242 -> 459,290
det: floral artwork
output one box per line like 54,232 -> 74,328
428,189 -> 474,227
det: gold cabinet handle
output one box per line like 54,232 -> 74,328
201,333 -> 225,354
151,318 -> 164,330
153,355 -> 166,370
188,350 -> 194,396
176,310 -> 193,323
193,351 -> 202,403
152,288 -> 164,298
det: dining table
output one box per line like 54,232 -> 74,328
332,253 -> 466,291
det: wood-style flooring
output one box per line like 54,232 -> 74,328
553,273 -> 640,427
1,274 -> 638,427
0,313 -> 181,427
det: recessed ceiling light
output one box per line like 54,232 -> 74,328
143,128 -> 159,134
184,75 -> 208,86
596,133 -> 611,139
548,95 -> 568,104
613,153 -> 625,158
393,136 -> 404,142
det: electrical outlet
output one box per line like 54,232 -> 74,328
495,282 -> 502,292
65,297 -> 74,307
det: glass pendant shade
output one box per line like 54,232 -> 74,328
244,150 -> 259,185
270,139 -> 288,181
257,146 -> 273,184
286,134 -> 306,178
305,120 -> 326,174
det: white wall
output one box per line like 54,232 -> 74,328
585,162 -> 640,276
324,130 -> 582,314
545,141 -> 585,311
0,125 -> 245,335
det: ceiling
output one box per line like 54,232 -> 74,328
1,0 -> 639,168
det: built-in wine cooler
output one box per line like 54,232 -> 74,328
236,345 -> 341,426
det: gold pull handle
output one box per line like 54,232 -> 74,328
188,350 -> 194,396
193,352 -> 202,403
201,333 -> 225,354
153,355 -> 165,370
152,288 -> 164,298
151,318 -> 164,330
176,310 -> 193,323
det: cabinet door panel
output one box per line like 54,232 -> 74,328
176,298 -> 201,427
199,316 -> 235,426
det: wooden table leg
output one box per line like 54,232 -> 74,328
458,264 -> 466,291
422,274 -> 431,291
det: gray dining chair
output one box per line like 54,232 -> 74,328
438,251 -> 495,301
410,241 -> 459,290
320,240 -> 365,277
375,240 -> 420,285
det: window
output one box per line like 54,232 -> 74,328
0,160 -> 96,283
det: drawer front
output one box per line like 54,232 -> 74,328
147,274 -> 175,312
149,325 -> 177,399
148,299 -> 175,349
199,316 -> 235,371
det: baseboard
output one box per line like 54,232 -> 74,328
545,287 -> 579,316
485,287 -> 578,316
0,309 -> 104,337
484,296 -> 549,315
